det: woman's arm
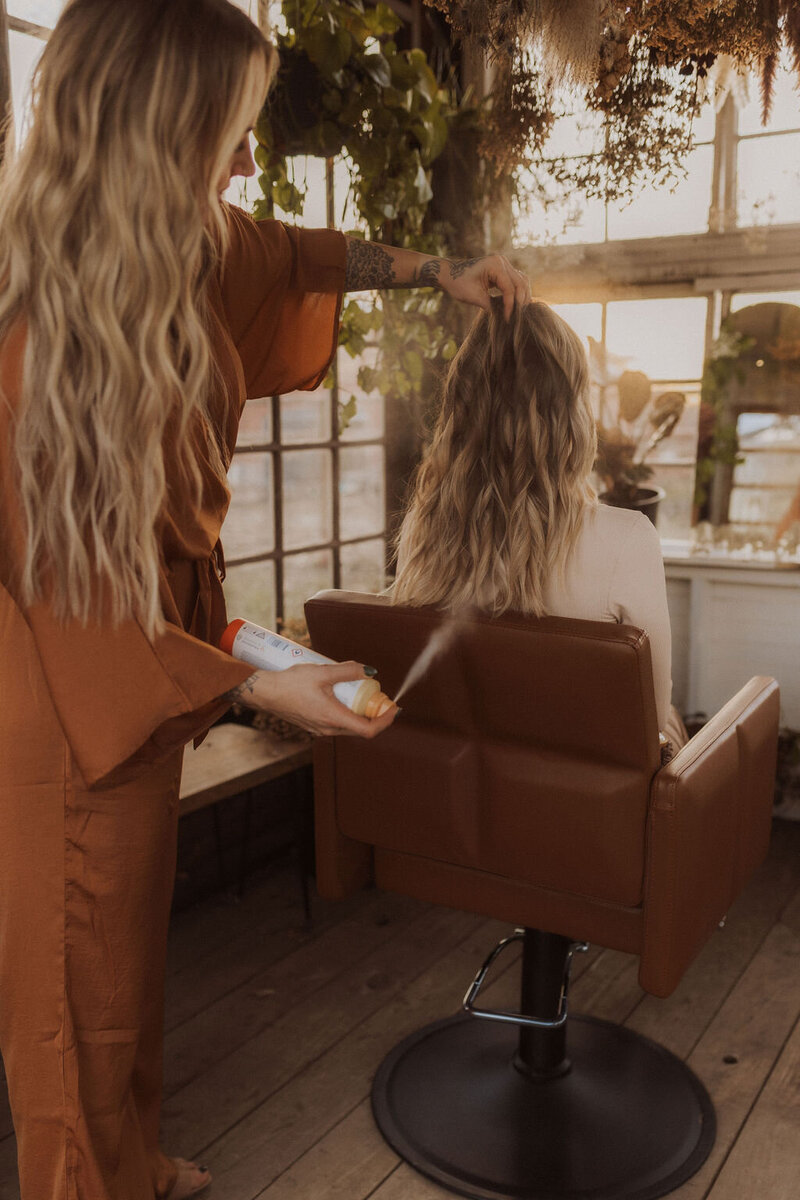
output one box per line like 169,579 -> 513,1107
226,662 -> 397,738
614,515 -> 673,732
344,238 -> 530,318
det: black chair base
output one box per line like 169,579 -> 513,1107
372,1011 -> 715,1200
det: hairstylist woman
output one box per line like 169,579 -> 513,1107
0,2 -> 530,1198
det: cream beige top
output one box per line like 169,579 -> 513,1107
542,503 -> 673,730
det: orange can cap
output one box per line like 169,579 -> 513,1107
220,618 -> 246,657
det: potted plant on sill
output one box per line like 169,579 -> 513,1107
593,365 -> 686,526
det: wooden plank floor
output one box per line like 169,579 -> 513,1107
0,820 -> 798,1200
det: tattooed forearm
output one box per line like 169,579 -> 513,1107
411,259 -> 443,288
448,257 -> 482,279
225,673 -> 260,706
344,239 -> 396,290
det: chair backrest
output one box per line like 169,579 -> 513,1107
305,591 -> 662,908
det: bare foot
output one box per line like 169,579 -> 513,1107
168,1158 -> 211,1199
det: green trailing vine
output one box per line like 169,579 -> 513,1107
253,0 -> 485,433
694,323 -> 752,508
253,0 -> 450,234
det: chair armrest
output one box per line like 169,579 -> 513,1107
639,676 -> 779,997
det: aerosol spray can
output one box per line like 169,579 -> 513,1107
220,619 -> 394,718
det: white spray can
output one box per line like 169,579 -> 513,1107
220,619 -> 393,718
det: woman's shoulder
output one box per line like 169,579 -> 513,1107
582,502 -> 659,547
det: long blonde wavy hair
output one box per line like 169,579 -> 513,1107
393,299 -> 598,617
0,0 -> 275,636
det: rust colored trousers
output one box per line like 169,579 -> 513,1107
0,747 -> 183,1200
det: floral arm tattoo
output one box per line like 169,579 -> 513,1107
344,238 -> 447,292
344,239 -> 491,294
344,239 -> 397,289
224,673 -> 259,705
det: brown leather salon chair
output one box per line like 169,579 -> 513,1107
305,590 -> 780,1200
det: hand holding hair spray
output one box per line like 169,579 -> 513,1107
220,619 -> 394,719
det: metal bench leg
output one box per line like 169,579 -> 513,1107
211,803 -> 226,890
237,788 -> 254,899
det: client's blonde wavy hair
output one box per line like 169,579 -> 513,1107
0,0 -> 275,636
393,299 -> 597,617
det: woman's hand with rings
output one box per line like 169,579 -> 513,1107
241,661 -> 398,738
439,255 -> 531,319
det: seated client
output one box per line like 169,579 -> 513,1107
391,298 -> 686,747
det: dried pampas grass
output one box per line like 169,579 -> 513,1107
536,0 -> 604,89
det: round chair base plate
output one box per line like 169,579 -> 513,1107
372,1013 -> 715,1200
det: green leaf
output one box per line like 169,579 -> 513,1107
362,52 -> 392,89
304,26 -> 352,73
413,163 -> 433,205
364,3 -> 401,36
442,339 -> 458,361
338,395 -> 359,434
402,350 -> 424,384
389,55 -> 419,90
408,50 -> 436,103
253,143 -> 273,171
357,365 -> 379,393
272,177 -> 305,215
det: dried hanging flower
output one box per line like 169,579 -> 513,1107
536,0 -> 604,88
423,0 -> 800,206
480,49 -> 554,176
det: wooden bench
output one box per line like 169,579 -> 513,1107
180,722 -> 313,903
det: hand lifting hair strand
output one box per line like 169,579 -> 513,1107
342,238 -> 532,318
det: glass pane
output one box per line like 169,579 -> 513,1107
605,298 -> 708,381
283,549 -> 333,622
282,450 -> 332,550
738,52 -> 800,136
730,415 -> 800,531
273,156 -> 328,227
338,346 -> 385,442
737,132 -> 800,227
8,2 -> 63,24
280,392 -> 331,444
237,397 -> 273,446
731,290 -> 800,312
549,303 -> 603,348
335,152 -> 361,231
8,30 -> 45,145
340,538 -> 387,594
546,109 -> 606,160
223,560 -> 276,630
516,104 -> 606,246
691,101 -> 716,145
735,416 -> 800,486
224,452 -> 274,559
339,445 -> 385,540
607,144 -> 713,241
514,176 -> 605,247
729,487 -> 798,526
646,384 -> 702,465
647,463 -> 696,540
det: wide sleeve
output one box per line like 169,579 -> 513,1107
218,204 -> 346,398
609,513 -> 674,732
20,595 -> 254,789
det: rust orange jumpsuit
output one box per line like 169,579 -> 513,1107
0,207 -> 345,1199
